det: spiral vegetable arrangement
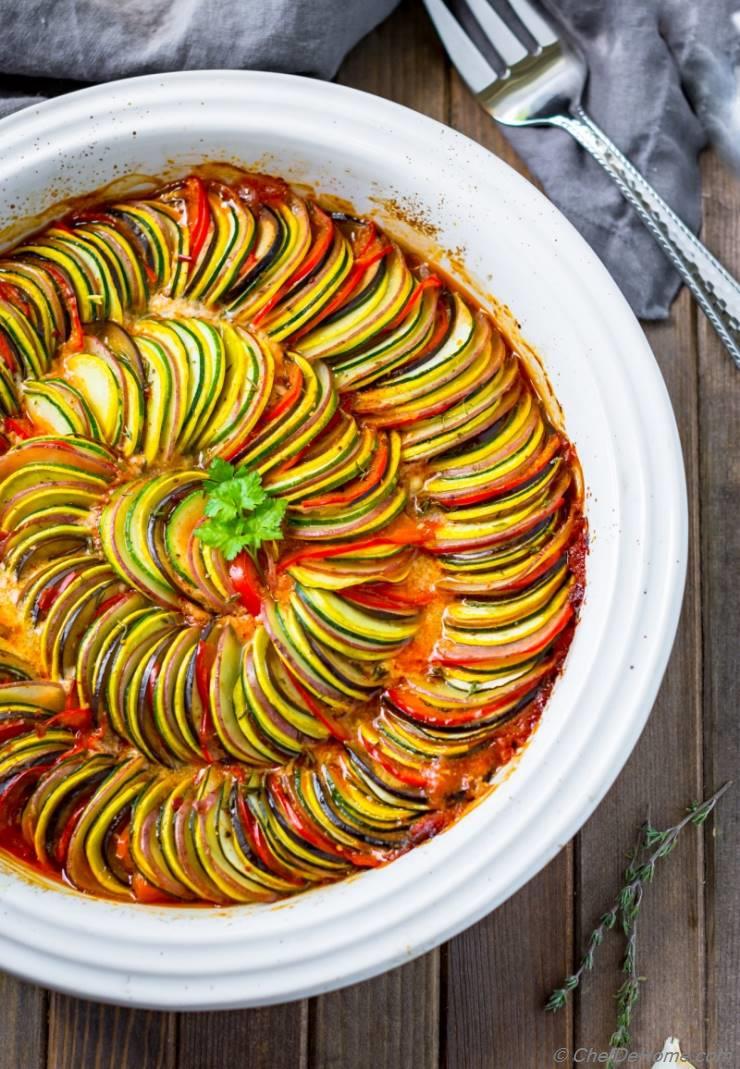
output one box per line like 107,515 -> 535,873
0,172 -> 585,904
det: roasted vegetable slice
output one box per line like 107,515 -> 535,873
0,170 -> 585,907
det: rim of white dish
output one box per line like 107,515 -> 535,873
0,70 -> 687,1010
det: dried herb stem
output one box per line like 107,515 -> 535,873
546,780 -> 732,1062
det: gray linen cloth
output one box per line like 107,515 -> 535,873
512,0 -> 740,318
0,0 -> 738,319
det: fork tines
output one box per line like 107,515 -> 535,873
424,0 -> 557,93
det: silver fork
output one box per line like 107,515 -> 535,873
423,0 -> 740,369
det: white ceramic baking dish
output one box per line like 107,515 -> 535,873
0,70 -> 686,1009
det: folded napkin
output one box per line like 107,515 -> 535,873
0,0 -> 396,113
0,0 -> 738,319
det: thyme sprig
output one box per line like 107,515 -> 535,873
609,827 -> 645,1060
546,782 -> 731,1066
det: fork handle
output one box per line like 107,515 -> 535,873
552,107 -> 740,369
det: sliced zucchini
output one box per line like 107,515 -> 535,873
63,351 -> 125,444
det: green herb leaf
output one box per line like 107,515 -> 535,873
195,461 -> 286,561
204,457 -> 237,486
204,472 -> 267,522
196,518 -> 252,560
237,498 -> 287,548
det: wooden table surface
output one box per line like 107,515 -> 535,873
1,3 -> 738,1066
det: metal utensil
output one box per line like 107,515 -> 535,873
423,0 -> 740,369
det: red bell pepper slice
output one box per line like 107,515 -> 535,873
342,582 -> 433,612
348,219 -> 387,266
195,637 -> 216,762
228,551 -> 263,616
3,416 -> 34,440
386,678 -> 536,726
36,570 -> 79,617
416,290 -> 452,359
262,362 -> 303,425
94,591 -> 129,619
43,262 -> 84,351
251,203 -> 335,328
235,789 -> 304,886
226,362 -> 304,463
277,537 -> 377,572
270,774 -> 378,867
289,223 -> 392,341
182,176 -> 211,272
384,275 -> 442,333
54,793 -> 90,865
131,872 -> 178,904
444,435 -> 562,508
0,281 -> 32,320
278,516 -> 428,573
195,637 -> 214,708
237,172 -> 291,209
298,436 -> 389,510
360,733 -> 427,789
236,792 -> 274,871
231,248 -> 258,289
0,721 -> 29,744
285,668 -> 349,741
47,707 -> 94,733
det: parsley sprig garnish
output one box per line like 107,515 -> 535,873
195,458 -> 287,560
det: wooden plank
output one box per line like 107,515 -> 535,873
442,52 -> 573,1069
309,956 -> 439,1069
46,995 -> 175,1069
442,855 -> 573,1068
0,976 -> 45,1069
337,0 -> 448,120
697,154 -> 740,1062
178,1004 -> 308,1069
573,287 -> 705,1056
